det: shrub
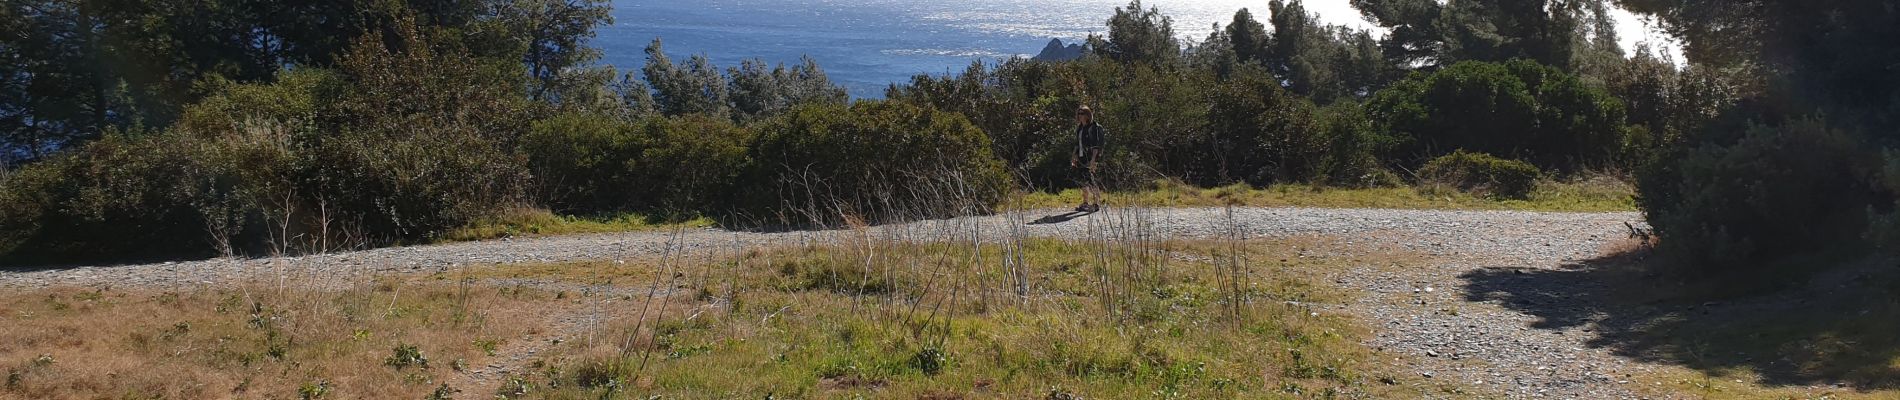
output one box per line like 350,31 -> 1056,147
1314,101 -> 1400,188
1200,65 -> 1324,185
520,111 -> 641,213
0,25 -> 539,263
1418,151 -> 1542,199
521,112 -> 750,214
1639,118 -> 1881,274
320,24 -> 533,241
632,115 -> 753,212
0,133 -> 211,263
1367,60 -> 1628,172
742,101 -> 1010,225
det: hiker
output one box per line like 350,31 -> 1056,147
1071,105 -> 1106,213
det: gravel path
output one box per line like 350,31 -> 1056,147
0,207 -> 1657,398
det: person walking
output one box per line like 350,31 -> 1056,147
1071,106 -> 1107,213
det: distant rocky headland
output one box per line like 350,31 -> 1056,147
1032,38 -> 1086,61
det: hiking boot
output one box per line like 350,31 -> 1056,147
1075,204 -> 1091,213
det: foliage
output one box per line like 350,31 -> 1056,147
521,112 -> 751,214
641,39 -> 732,119
742,101 -> 1010,225
1263,0 -> 1392,104
1091,1 -> 1181,65
1418,151 -> 1542,200
1314,102 -> 1400,188
1199,65 -> 1324,184
1367,60 -> 1628,172
728,57 -> 849,123
1637,119 -> 1881,274
1624,0 -> 1900,274
1350,0 -> 1624,72
1,19 -> 537,263
322,20 -> 534,242
0,0 -> 613,162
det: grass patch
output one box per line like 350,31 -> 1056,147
3,235 -> 1446,398
442,208 -> 715,243
0,275 -> 569,399
484,236 -> 1447,399
1021,178 -> 1636,212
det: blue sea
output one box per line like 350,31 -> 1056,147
595,0 -> 1295,98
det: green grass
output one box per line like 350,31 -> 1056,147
477,238 -> 1451,399
1020,178 -> 1637,213
442,208 -> 715,243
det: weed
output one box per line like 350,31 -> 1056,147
474,339 -> 500,356
497,375 -> 534,399
910,346 -> 947,376
426,384 -> 457,400
385,344 -> 429,370
296,379 -> 330,400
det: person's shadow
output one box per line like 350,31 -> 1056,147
1028,210 -> 1094,225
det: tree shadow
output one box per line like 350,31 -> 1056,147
1460,249 -> 1900,391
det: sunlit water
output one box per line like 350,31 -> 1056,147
599,0 -> 1318,97
597,0 -> 1671,98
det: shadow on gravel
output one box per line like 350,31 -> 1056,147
1027,211 -> 1093,225
1460,249 -> 1900,391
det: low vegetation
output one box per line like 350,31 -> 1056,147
0,224 -> 1458,398
0,276 -> 554,399
1020,178 -> 1633,213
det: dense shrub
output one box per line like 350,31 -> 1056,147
1314,102 -> 1400,188
0,25 -> 539,263
520,112 -> 641,212
522,112 -> 752,214
1200,66 -> 1324,185
742,101 -> 1010,225
312,26 -> 534,242
0,133 -> 212,263
1638,119 -> 1882,274
1367,60 -> 1629,172
1418,151 -> 1542,199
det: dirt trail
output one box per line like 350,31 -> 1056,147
3,207 -> 1661,398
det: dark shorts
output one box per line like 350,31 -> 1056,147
1076,148 -> 1101,184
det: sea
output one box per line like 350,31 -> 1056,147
595,0 -> 1339,98
594,0 -> 1672,98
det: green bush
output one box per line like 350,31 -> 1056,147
320,26 -> 533,240
522,112 -> 751,214
1639,119 -> 1881,274
1200,65 -> 1324,185
520,112 -> 643,212
0,27 -> 539,263
1367,60 -> 1628,172
1418,151 -> 1542,199
1314,102 -> 1400,188
0,133 -> 210,263
742,101 -> 1010,225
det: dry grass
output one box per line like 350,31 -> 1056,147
0,274 -> 565,399
0,230 -> 1457,399
1021,178 -> 1637,213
